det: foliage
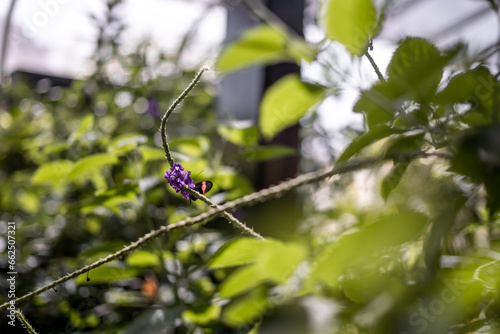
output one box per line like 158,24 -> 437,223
1,0 -> 500,333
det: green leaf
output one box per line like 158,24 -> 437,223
219,265 -> 266,298
76,264 -> 140,285
387,37 -> 446,101
213,169 -> 254,200
182,304 -> 221,326
70,114 -> 94,142
380,160 -> 410,200
67,153 -> 119,182
311,212 -> 428,287
382,132 -> 425,157
342,269 -> 400,303
321,0 -> 378,56
216,25 -> 288,73
78,183 -> 139,214
126,250 -> 171,267
170,137 -> 210,158
260,74 -> 324,139
434,66 -> 495,115
216,240 -> 307,298
240,145 -> 296,162
108,133 -> 148,155
222,286 -> 271,327
354,80 -> 404,128
32,160 -> 74,189
337,125 -> 406,163
209,238 -> 278,269
139,146 -> 166,162
218,124 -> 259,147
257,242 -> 307,284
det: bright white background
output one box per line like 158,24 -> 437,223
0,0 -> 498,153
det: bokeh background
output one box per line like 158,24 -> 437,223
1,0 -> 500,333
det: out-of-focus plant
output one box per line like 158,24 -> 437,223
1,0 -> 500,333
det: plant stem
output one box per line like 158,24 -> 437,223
160,67 -> 209,166
15,309 -> 39,334
183,186 -> 264,239
365,50 -> 385,82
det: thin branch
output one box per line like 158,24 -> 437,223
183,186 -> 264,239
0,152 -> 447,311
160,67 -> 260,238
364,50 -> 385,82
15,309 -> 39,334
160,66 -> 209,166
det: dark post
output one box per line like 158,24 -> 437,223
218,0 -> 305,189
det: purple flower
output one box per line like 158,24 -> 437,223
147,97 -> 161,119
164,163 -> 195,200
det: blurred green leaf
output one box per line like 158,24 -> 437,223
311,212 -> 428,287
139,146 -> 166,162
219,265 -> 265,298
240,145 -> 296,162
218,124 -> 259,147
353,80 -> 404,128
257,241 -> 307,283
209,238 -> 279,269
18,191 -> 39,214
342,270 -> 401,303
76,264 -> 140,285
126,250 -> 171,267
67,153 -> 119,182
32,160 -> 74,189
108,133 -> 148,155
170,137 -> 210,158
380,159 -> 410,200
382,132 -> 425,157
213,168 -> 254,200
182,304 -> 221,326
70,114 -> 94,142
79,183 -> 139,214
222,286 -> 271,327
337,125 -> 406,163
216,25 -> 288,73
217,240 -> 307,298
260,74 -> 324,139
321,0 -> 378,56
434,66 -> 495,116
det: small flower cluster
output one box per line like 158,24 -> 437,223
164,163 -> 195,200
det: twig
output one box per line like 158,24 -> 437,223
0,152 -> 448,311
183,186 -> 264,239
364,50 -> 385,82
160,66 -> 209,166
15,309 -> 39,334
160,67 -> 259,238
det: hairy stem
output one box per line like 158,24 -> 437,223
160,67 -> 209,166
16,309 -> 39,334
183,186 -> 264,239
